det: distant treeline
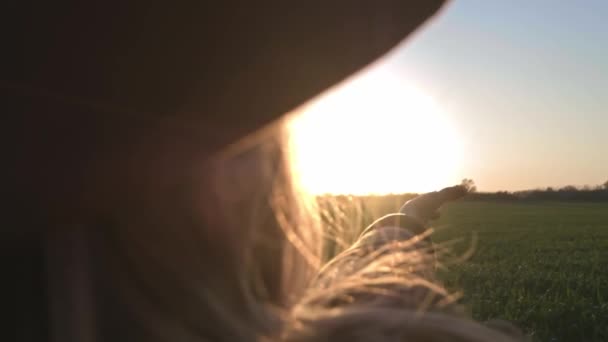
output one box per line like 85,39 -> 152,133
316,180 -> 608,208
465,184 -> 608,202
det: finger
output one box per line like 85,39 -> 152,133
438,185 -> 468,202
401,186 -> 464,221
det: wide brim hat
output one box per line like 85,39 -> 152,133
6,0 -> 446,217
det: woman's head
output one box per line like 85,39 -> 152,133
95,117 -> 522,342
7,1 -> 524,341
89,122 -> 318,340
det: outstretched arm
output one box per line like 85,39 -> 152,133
313,185 -> 470,291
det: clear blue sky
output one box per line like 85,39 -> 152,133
385,0 -> 608,191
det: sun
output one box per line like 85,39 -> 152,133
286,68 -> 463,196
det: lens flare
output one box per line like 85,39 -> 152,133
287,69 -> 463,195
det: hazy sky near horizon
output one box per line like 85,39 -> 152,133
381,1 -> 608,191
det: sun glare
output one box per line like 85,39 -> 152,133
287,69 -> 463,195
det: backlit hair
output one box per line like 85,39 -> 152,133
99,119 -> 522,341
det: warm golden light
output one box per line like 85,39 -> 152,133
288,69 -> 463,195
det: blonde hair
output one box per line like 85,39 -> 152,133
98,120 -> 522,341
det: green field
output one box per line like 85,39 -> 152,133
432,201 -> 608,341
321,198 -> 608,341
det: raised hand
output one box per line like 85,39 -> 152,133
399,184 -> 470,227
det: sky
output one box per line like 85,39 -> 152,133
291,1 -> 608,194
383,0 -> 608,191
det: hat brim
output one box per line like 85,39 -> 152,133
6,1 -> 446,148
5,0 -> 446,217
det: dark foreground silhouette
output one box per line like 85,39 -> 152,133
4,1 -> 447,341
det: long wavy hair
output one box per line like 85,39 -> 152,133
94,117 -> 521,342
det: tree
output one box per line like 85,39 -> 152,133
560,185 -> 578,192
604,179 -> 608,190
461,178 -> 477,193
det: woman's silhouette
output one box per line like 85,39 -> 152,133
4,1 -> 522,341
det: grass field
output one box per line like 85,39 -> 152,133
431,201 -> 608,341
320,198 -> 608,341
